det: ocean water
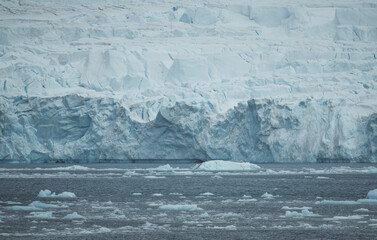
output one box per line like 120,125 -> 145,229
0,163 -> 377,239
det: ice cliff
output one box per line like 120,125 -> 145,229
0,0 -> 376,163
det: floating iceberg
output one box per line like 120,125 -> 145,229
25,211 -> 55,219
6,201 -> 66,211
158,204 -> 203,211
63,212 -> 86,220
37,189 -> 76,198
367,189 -> 377,200
284,209 -> 320,218
195,160 -> 261,171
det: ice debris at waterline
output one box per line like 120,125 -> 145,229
37,189 -> 77,198
0,0 -> 377,163
194,160 -> 261,171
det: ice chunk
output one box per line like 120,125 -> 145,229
63,212 -> 86,219
6,201 -> 66,211
144,176 -> 166,179
261,192 -> 278,199
195,160 -> 261,171
25,211 -> 54,219
315,200 -> 360,205
199,192 -> 214,196
284,209 -> 320,218
367,189 -> 377,200
158,204 -> 203,211
354,208 -> 369,213
152,193 -> 163,197
37,189 -> 76,198
323,215 -> 365,221
214,212 -> 242,217
47,165 -> 90,171
282,206 -> 312,210
153,164 -> 177,171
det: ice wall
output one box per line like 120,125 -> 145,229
0,0 -> 376,163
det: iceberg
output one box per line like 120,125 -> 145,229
37,189 -> 76,198
195,160 -> 261,171
158,204 -> 203,211
366,189 -> 377,200
0,0 -> 376,163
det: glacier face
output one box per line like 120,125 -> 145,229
0,0 -> 376,163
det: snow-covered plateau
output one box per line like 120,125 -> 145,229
0,0 -> 376,163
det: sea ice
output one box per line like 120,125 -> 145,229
158,204 -> 203,211
323,215 -> 365,221
315,200 -> 360,205
367,189 -> 377,200
63,212 -> 86,219
6,201 -> 66,211
284,209 -> 320,218
37,189 -> 76,198
195,160 -> 261,171
261,192 -> 277,199
354,208 -> 369,213
26,211 -> 54,219
199,192 -> 214,196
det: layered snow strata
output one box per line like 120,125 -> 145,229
0,0 -> 376,163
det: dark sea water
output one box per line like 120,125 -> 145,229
0,163 -> 377,239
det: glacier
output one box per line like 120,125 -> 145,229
0,0 -> 376,163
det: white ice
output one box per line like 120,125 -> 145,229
63,212 -> 86,220
195,160 -> 261,171
37,189 -> 76,198
284,209 -> 320,218
158,204 -> 203,211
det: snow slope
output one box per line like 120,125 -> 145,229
0,0 -> 376,163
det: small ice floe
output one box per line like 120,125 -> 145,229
214,212 -> 242,218
153,164 -> 178,171
316,176 -> 330,179
6,201 -> 66,211
237,198 -> 257,202
5,201 -> 22,205
144,176 -> 166,179
169,193 -> 183,196
207,225 -> 237,230
199,212 -> 210,218
261,192 -> 278,199
158,204 -> 203,211
25,211 -> 55,219
199,192 -> 214,196
367,189 -> 377,200
315,200 -> 360,205
282,206 -> 312,211
284,209 -> 320,218
152,193 -> 163,197
194,160 -> 260,171
211,175 -> 223,179
354,208 -> 369,213
37,189 -> 76,198
63,212 -> 86,220
123,171 -> 139,177
132,193 -> 142,196
323,215 -> 365,221
47,165 -> 90,171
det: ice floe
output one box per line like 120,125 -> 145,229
158,204 -> 203,211
63,212 -> 86,220
284,209 -> 320,218
25,211 -> 55,219
37,189 -> 76,198
195,160 -> 261,171
6,201 -> 67,211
